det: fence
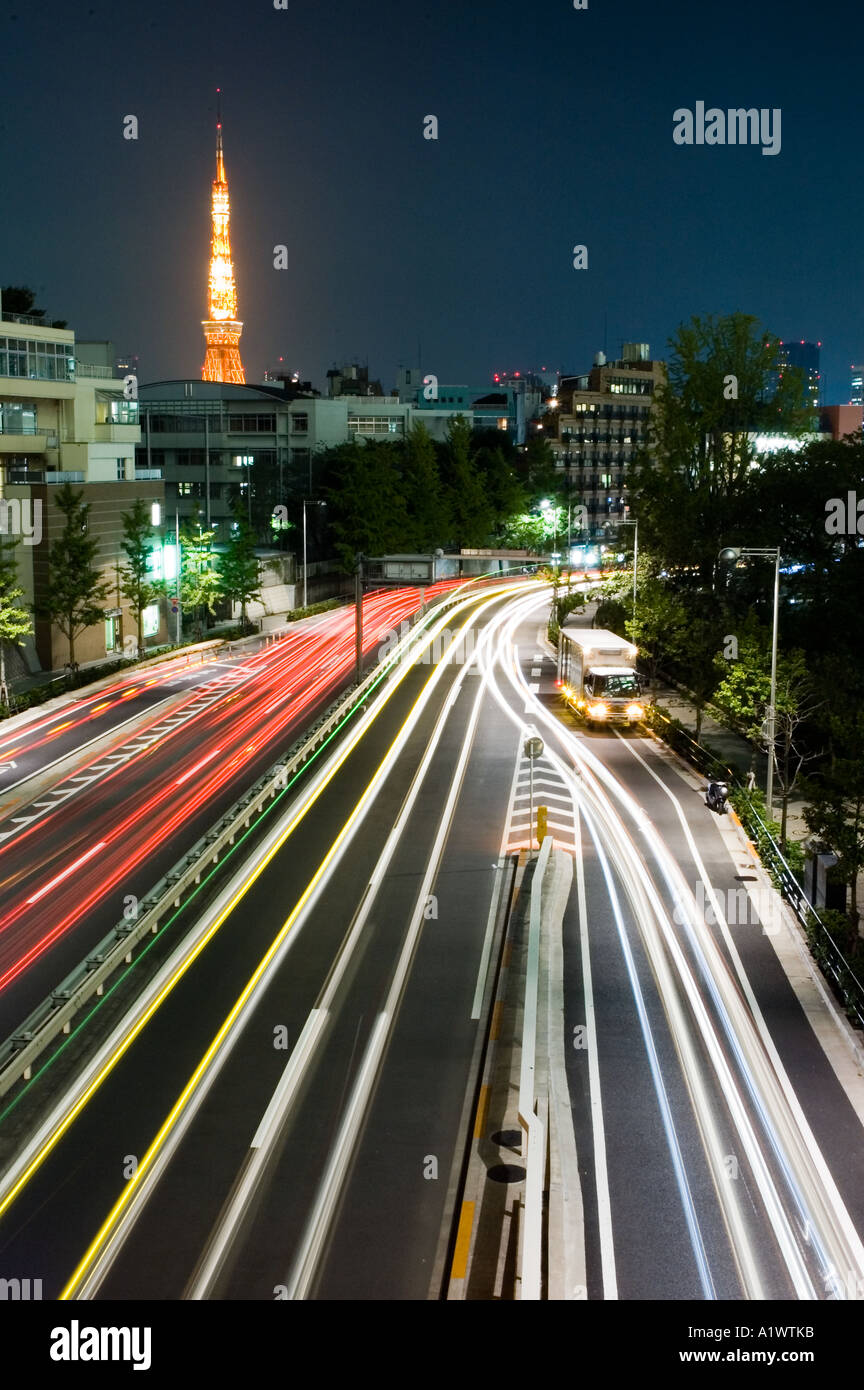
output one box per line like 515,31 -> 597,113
647,706 -> 864,1031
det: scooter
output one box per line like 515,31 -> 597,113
706,780 -> 729,814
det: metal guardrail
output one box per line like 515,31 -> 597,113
3,640 -> 229,715
0,589 -> 468,1098
518,834 -> 552,1301
734,794 -> 864,1032
646,704 -> 734,781
0,425 -> 57,438
646,705 -> 864,1031
75,361 -> 115,378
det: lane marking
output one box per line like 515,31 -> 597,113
450,1202 -> 475,1280
473,1087 -> 490,1140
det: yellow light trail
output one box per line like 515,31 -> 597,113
0,583 -> 535,1270
59,591 -> 514,1298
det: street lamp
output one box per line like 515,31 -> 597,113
302,499 -> 326,610
718,545 -> 780,818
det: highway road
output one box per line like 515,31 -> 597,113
0,584 -> 461,1036
0,581 -> 532,1298
486,605 -> 864,1303
0,584 -> 863,1301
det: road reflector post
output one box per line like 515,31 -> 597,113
536,805 -> 548,844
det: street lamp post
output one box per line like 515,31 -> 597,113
617,517 -> 638,625
174,509 -> 181,646
540,496 -> 560,594
355,552 -> 364,686
718,545 -> 781,818
302,499 -> 326,610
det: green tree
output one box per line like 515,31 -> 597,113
802,706 -> 864,931
501,512 -> 548,550
625,585 -> 724,741
326,440 -> 411,570
401,423 -> 450,549
712,613 -> 771,741
521,435 -> 560,506
180,512 -> 221,640
714,623 -> 818,843
476,443 -> 526,534
38,483 -> 111,671
0,536 -> 32,708
750,435 -> 864,693
625,578 -> 690,696
120,499 -> 165,658
1,284 -> 67,328
635,313 -> 809,580
218,505 -> 262,633
441,416 -> 493,546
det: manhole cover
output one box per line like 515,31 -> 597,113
490,1129 -> 522,1150
487,1163 -> 526,1184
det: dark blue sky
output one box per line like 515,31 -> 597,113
2,0 -> 861,399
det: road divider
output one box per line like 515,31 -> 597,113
0,586 -> 479,1101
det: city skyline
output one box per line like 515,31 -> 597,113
2,0 -> 864,1341
1,0 -> 862,401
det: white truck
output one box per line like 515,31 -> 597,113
556,627 -> 648,727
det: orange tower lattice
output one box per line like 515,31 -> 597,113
202,90 -> 245,384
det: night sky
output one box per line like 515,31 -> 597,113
2,0 -> 861,399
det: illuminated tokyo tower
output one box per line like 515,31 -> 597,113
202,90 -> 245,384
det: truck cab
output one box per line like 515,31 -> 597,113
582,665 -> 646,725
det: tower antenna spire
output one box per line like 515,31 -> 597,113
215,88 -> 224,180
201,89 -> 245,384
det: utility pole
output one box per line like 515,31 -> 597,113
174,509 -> 181,645
718,545 -> 781,818
355,553 -> 363,685
632,518 -> 638,626
114,562 -> 124,655
204,413 -> 211,527
766,548 -> 780,820
302,499 -> 326,612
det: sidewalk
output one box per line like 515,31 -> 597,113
650,677 -> 810,848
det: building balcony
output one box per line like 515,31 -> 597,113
93,422 -> 140,443
134,467 -> 163,480
76,362 -> 116,380
0,428 -> 58,452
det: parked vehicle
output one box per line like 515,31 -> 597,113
706,780 -> 729,814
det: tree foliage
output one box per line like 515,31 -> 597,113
218,505 -> 262,632
0,535 -> 32,706
120,499 -> 165,658
802,704 -> 864,929
38,483 -> 111,669
634,312 -> 810,579
1,284 -> 68,328
180,511 -> 221,640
